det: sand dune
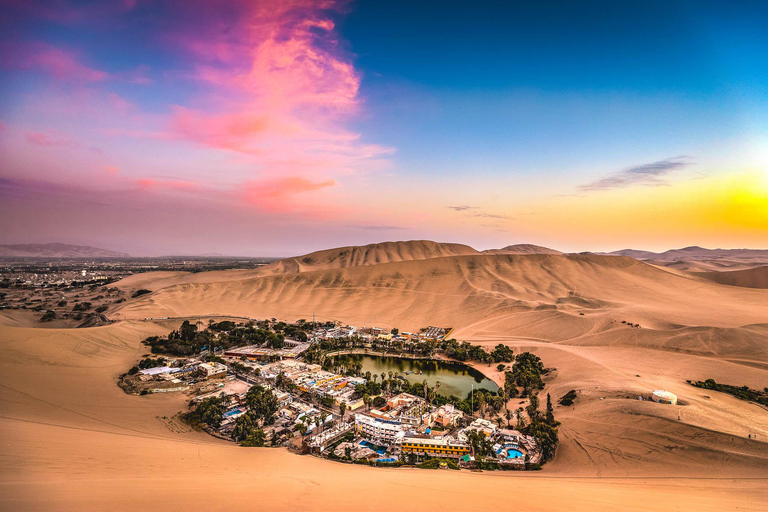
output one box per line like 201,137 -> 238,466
694,266 -> 768,289
483,244 -> 563,255
261,240 -> 479,274
1,320 -> 767,511
3,241 -> 768,510
113,253 -> 768,356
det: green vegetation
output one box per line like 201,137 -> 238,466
439,339 -> 492,362
520,391 -> 560,463
490,344 -> 515,362
127,357 -> 167,375
141,318 -> 314,357
416,458 -> 459,470
185,396 -> 225,429
559,389 -> 578,406
507,352 -> 545,396
73,301 -> 92,311
131,289 -> 152,298
245,385 -> 279,424
231,385 -> 280,447
689,379 -> 768,407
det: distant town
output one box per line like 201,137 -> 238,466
120,317 -> 557,470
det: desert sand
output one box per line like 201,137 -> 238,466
2,241 -> 767,511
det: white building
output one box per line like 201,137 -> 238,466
354,413 -> 406,447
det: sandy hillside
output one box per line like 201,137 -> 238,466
2,240 -> 768,510
113,252 -> 768,350
694,266 -> 768,289
1,320 -> 767,511
484,244 -> 563,255
260,240 -> 479,274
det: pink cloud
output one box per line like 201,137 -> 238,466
162,0 -> 391,176
243,176 -> 336,213
25,131 -> 78,147
1,41 -> 108,83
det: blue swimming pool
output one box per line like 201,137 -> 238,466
359,440 -> 387,454
506,449 -> 523,459
223,408 -> 243,417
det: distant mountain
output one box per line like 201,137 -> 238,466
602,246 -> 768,272
605,246 -> 768,260
484,244 -> 562,255
0,243 -> 130,258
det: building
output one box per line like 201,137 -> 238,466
354,413 -> 405,447
381,393 -> 432,426
458,417 -> 497,442
430,404 -> 463,428
198,362 -> 227,378
401,436 -> 470,458
652,390 -> 678,405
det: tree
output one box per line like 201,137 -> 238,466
179,320 -> 197,342
339,401 -> 347,422
545,393 -> 556,425
245,385 -> 279,425
526,393 -> 540,423
195,396 -> 224,429
527,421 -> 559,462
363,393 -> 371,411
344,445 -> 352,460
240,428 -> 266,447
496,363 -> 506,372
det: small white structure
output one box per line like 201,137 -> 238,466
652,390 -> 677,405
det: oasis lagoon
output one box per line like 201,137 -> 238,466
331,354 -> 499,398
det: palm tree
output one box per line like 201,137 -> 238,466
339,401 -> 347,423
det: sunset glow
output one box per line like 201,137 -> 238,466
1,1 -> 767,255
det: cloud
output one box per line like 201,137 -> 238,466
25,131 -> 78,147
579,156 -> 692,191
350,225 -> 407,231
447,205 -> 509,221
243,176 -> 336,213
470,212 -> 509,219
160,0 -> 392,176
1,41 -> 108,82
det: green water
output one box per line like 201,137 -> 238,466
333,354 -> 499,398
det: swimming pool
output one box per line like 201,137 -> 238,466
223,408 -> 243,417
506,448 -> 524,459
359,440 -> 387,454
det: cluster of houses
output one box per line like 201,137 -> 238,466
349,393 -> 542,466
312,325 -> 453,344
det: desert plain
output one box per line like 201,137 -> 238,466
1,241 -> 768,511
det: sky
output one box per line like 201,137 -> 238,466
0,0 -> 767,257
